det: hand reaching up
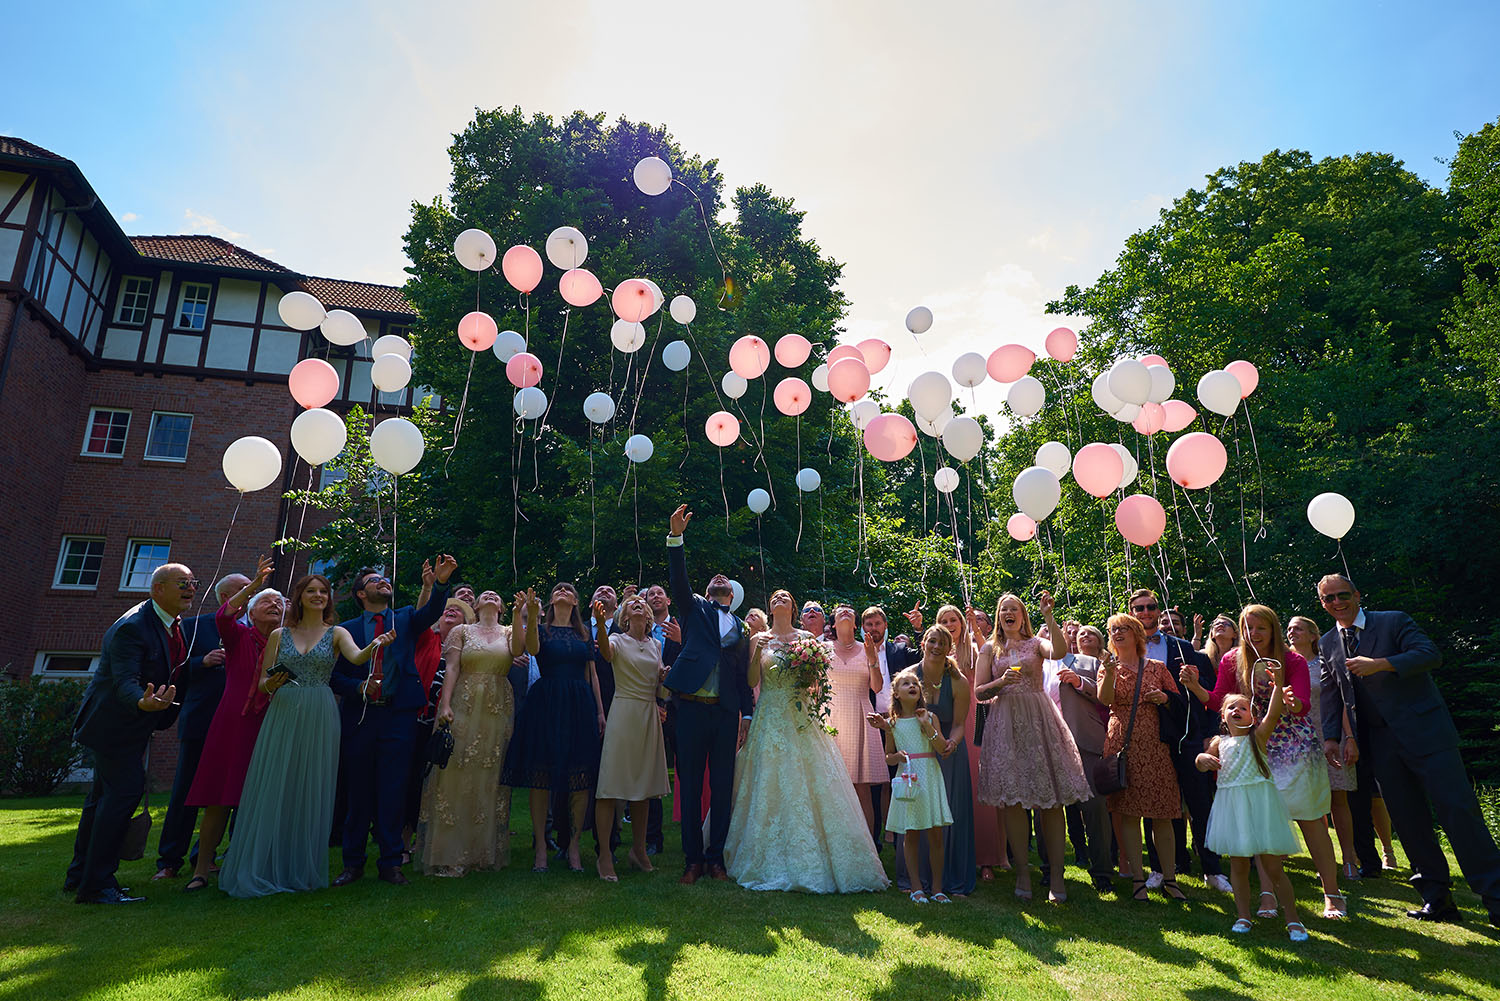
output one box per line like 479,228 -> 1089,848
669,504 -> 693,536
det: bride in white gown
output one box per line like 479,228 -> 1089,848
723,589 -> 890,893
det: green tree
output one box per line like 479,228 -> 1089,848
1446,118 -> 1500,407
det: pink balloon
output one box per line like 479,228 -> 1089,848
1226,359 -> 1259,398
1166,431 -> 1228,489
863,413 -> 917,462
856,338 -> 892,374
705,410 -> 741,447
505,351 -> 543,389
826,344 -> 864,366
1115,494 -> 1167,547
773,377 -> 812,416
1006,512 -> 1037,542
986,343 -> 1036,383
559,268 -> 602,307
827,357 -> 871,403
1132,401 -> 1166,435
1161,399 -> 1198,433
457,311 -> 498,351
1044,327 -> 1078,363
1139,353 -> 1169,369
774,333 -> 812,368
501,245 -> 543,294
288,358 -> 339,409
611,279 -> 654,323
1073,442 -> 1126,498
728,335 -> 771,379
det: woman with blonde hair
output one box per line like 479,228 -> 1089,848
938,603 -> 1006,882
827,604 -> 887,833
1202,615 -> 1238,669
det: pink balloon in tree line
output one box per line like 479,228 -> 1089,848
986,343 -> 1036,383
1006,512 -> 1038,542
1045,327 -> 1078,363
705,410 -> 741,447
826,344 -> 864,366
856,338 -> 892,374
1139,354 -> 1169,368
612,279 -> 655,323
500,245 -> 543,294
863,413 -> 918,462
773,377 -> 812,416
1132,401 -> 1166,435
1160,399 -> 1198,433
774,333 -> 812,368
558,268 -> 602,307
505,351 -> 543,389
826,357 -> 871,403
728,335 -> 771,379
288,358 -> 339,409
1165,431 -> 1228,489
1225,359 -> 1260,397
1073,442 -> 1126,498
1115,494 -> 1167,547
457,311 -> 498,351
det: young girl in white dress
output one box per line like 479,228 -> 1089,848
869,667 -> 954,904
1197,661 -> 1308,942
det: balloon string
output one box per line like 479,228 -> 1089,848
683,324 -> 729,413
756,379 -> 776,510
757,516 -> 767,601
1336,539 -> 1353,583
391,476 -> 399,608
948,488 -> 970,608
511,409 -> 521,586
1242,400 -> 1268,541
278,466 -> 317,629
627,313 -> 667,436
671,177 -> 730,306
795,416 -> 804,552
538,308 -> 571,434
818,487 -> 827,590
1098,496 -> 1115,613
184,490 -> 244,656
586,429 -> 598,581
444,350 -> 478,477
1180,483 -> 1243,605
1231,422 -> 1258,602
521,292 -> 530,347
679,368 -> 691,471
719,448 -> 730,533
1052,516 -> 1073,611
634,466 -> 643,585
1168,479 -> 1195,602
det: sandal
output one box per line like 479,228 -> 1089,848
1341,861 -> 1360,881
1160,878 -> 1187,901
1230,918 -> 1253,934
909,890 -> 929,904
980,867 -> 995,882
930,893 -> 953,904
1383,850 -> 1399,870
1132,877 -> 1149,902
183,875 -> 210,892
1015,886 -> 1033,901
1256,891 -> 1279,918
1287,921 -> 1310,942
1323,892 -> 1348,919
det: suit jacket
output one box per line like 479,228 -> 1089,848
331,584 -> 449,726
1056,652 -> 1107,756
1151,631 -> 1216,757
868,639 -> 921,710
1319,609 -> 1452,756
176,610 -> 225,741
73,602 -> 182,752
662,542 -> 753,716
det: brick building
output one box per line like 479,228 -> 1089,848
0,137 -> 420,781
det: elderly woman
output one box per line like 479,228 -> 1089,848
183,556 -> 280,891
800,601 -> 828,641
405,596 -> 476,854
1098,612 -> 1185,901
827,604 -> 887,833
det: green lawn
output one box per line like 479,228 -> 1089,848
2,794 -> 1496,1001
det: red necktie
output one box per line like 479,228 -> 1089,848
368,613 -> 385,697
167,618 -> 187,687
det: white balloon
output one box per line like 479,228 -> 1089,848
290,408 -> 347,465
795,467 -> 822,492
491,329 -> 526,363
1012,466 -> 1061,522
941,416 -> 984,462
1307,491 -> 1356,540
610,319 -> 647,353
729,579 -> 745,612
811,363 -> 830,393
1112,403 -> 1141,422
369,417 -> 424,474
722,371 -> 748,399
905,306 -> 933,334
633,156 -> 672,196
850,399 -> 881,431
1197,369 -> 1243,417
320,309 -> 366,347
453,228 -> 497,271
513,386 -> 547,420
371,353 -> 412,393
662,339 -> 691,372
624,433 -> 654,463
1006,376 -> 1046,418
916,411 -> 950,437
1110,443 -> 1139,490
370,334 -> 411,361
221,436 -> 282,493
934,467 -> 960,494
952,351 -> 987,389
1091,371 -> 1123,414
583,391 -> 616,424
908,371 -> 952,420
669,294 -> 697,325
1147,364 -> 1175,404
1107,358 -> 1152,406
545,226 -> 588,270
1035,441 -> 1072,479
277,291 -> 325,331
747,488 -> 771,514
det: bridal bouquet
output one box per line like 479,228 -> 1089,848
782,634 -> 836,734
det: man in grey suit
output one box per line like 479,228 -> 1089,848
1053,649 -> 1117,892
1317,574 -> 1500,925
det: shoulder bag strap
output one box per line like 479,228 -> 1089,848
1119,660 -> 1148,755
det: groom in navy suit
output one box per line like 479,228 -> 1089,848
663,504 -> 753,884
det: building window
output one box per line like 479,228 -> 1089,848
176,282 -> 212,330
319,465 -> 347,489
121,539 -> 171,591
82,408 -> 131,457
145,412 -> 193,461
34,651 -> 101,678
54,536 -> 106,589
116,276 -> 153,325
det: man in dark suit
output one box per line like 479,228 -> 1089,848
643,583 -> 681,856
67,563 -> 196,903
152,572 -> 249,879
329,557 -> 455,886
663,505 -> 753,884
1051,648 -> 1116,892
1317,575 -> 1500,925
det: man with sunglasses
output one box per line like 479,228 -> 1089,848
1317,575 -> 1500,925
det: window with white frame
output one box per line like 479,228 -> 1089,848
176,281 -> 212,330
116,276 -> 153,325
145,412 -> 193,461
82,408 -> 130,457
121,539 -> 171,591
54,536 -> 106,589
34,651 -> 101,678
319,465 -> 347,489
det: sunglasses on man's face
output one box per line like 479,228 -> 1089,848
172,578 -> 200,592
1319,591 -> 1353,604
1131,603 -> 1158,613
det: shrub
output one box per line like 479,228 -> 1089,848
0,676 -> 88,797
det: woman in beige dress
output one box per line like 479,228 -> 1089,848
826,604 -> 887,834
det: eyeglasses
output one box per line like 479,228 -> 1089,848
1319,591 -> 1353,604
1131,603 -> 1158,613
359,576 -> 389,589
173,578 -> 200,591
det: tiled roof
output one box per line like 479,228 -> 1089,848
0,136 -> 66,161
300,276 -> 413,316
131,235 -> 290,274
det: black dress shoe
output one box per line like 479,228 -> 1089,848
378,867 -> 409,886
332,869 -> 363,887
1359,867 -> 1383,880
1407,899 -> 1461,922
1092,876 -> 1115,893
76,887 -> 144,904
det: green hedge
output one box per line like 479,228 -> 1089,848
0,676 -> 87,797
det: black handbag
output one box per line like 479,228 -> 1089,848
1091,659 -> 1146,796
119,742 -> 152,861
425,720 -> 455,774
972,701 -> 987,747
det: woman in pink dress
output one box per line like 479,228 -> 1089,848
939,604 -> 1006,880
826,605 -> 886,834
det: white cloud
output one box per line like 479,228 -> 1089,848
118,211 -> 137,223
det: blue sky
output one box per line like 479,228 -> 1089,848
7,0 -> 1497,405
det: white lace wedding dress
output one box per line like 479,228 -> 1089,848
723,632 -> 890,893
